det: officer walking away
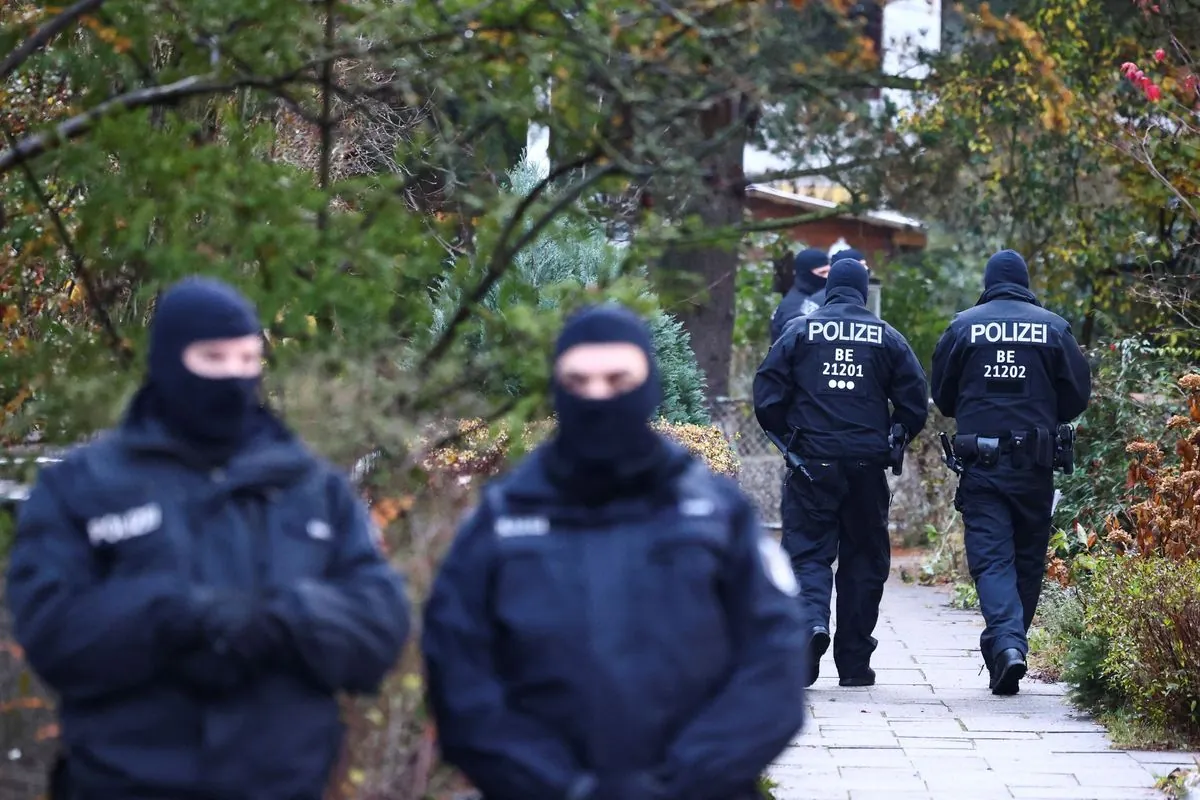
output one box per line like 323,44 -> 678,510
423,304 -> 808,800
931,250 -> 1090,696
770,248 -> 830,343
754,259 -> 928,688
5,277 -> 410,800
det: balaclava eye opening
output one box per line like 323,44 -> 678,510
793,248 -> 830,295
146,277 -> 263,445
984,249 -> 1030,288
551,304 -> 663,466
825,258 -> 870,304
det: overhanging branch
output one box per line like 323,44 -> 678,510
0,72 -> 308,174
0,0 -> 109,82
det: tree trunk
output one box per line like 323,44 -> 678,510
658,97 -> 751,402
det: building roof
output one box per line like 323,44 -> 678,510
745,184 -> 927,232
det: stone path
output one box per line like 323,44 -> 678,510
769,576 -> 1200,800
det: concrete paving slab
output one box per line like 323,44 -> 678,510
771,575 -> 1199,799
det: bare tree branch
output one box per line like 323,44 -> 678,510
0,72 -> 311,174
418,149 -> 609,372
0,0 -> 109,81
0,120 -> 131,363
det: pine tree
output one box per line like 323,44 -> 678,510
429,154 -> 711,425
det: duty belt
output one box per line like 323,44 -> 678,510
949,429 -> 1055,471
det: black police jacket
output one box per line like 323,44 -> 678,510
5,406 -> 410,800
422,438 -> 808,800
930,283 -> 1092,435
754,287 -> 929,460
770,286 -> 825,343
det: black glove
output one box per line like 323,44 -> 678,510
172,645 -> 254,696
196,588 -> 289,668
593,771 -> 672,800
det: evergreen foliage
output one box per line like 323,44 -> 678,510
430,154 -> 710,424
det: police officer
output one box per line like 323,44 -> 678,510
931,250 -> 1091,695
754,258 -> 928,688
423,304 -> 808,800
770,248 -> 830,343
5,277 -> 410,800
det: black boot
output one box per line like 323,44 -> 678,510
838,668 -> 876,687
989,648 -> 1027,696
806,626 -> 830,687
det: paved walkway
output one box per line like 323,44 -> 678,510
770,576 -> 1200,800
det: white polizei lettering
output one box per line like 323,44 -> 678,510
805,319 -> 883,344
306,519 -> 332,540
679,498 -> 715,517
86,503 -> 163,546
494,516 -> 550,538
968,321 -> 1049,344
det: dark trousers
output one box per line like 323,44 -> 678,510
957,462 -> 1055,666
781,459 -> 891,675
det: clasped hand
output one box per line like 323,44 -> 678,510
168,587 -> 288,695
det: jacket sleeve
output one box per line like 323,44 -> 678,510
423,501 -> 590,800
753,332 -> 798,441
266,472 -> 410,695
659,493 -> 807,800
930,322 -> 960,418
4,463 -> 198,703
887,330 -> 930,437
1055,325 -> 1092,423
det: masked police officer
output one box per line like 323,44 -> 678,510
6,277 -> 410,800
770,248 -> 830,343
931,250 -> 1091,695
423,304 -> 808,800
754,259 -> 928,688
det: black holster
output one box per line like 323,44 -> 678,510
1054,424 -> 1076,474
1009,429 -> 1054,470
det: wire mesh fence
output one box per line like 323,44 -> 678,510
709,396 -> 784,529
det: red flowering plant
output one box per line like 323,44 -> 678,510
1113,0 -> 1200,227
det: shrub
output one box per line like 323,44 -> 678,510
1086,555 -> 1200,740
428,155 -> 712,426
649,312 -> 710,425
1106,372 -> 1200,560
1053,339 -> 1187,535
421,417 -> 739,479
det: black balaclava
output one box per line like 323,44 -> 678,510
551,305 -> 663,467
793,248 -> 830,294
830,247 -> 866,265
983,249 -> 1030,288
145,277 -> 264,445
825,258 -> 870,304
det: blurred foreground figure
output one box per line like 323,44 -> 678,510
6,277 -> 410,800
931,250 -> 1091,695
423,304 -> 807,800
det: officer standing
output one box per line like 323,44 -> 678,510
5,277 -> 410,800
423,304 -> 808,800
770,248 -> 830,343
931,250 -> 1090,695
754,259 -> 928,688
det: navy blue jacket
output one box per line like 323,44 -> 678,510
754,288 -> 929,459
931,283 -> 1092,435
5,409 -> 410,800
770,287 -> 825,344
422,439 -> 807,800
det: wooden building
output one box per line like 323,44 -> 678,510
745,184 -> 928,265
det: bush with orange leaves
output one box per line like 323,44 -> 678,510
1104,372 -> 1200,561
1037,373 -> 1200,747
420,417 -> 740,480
